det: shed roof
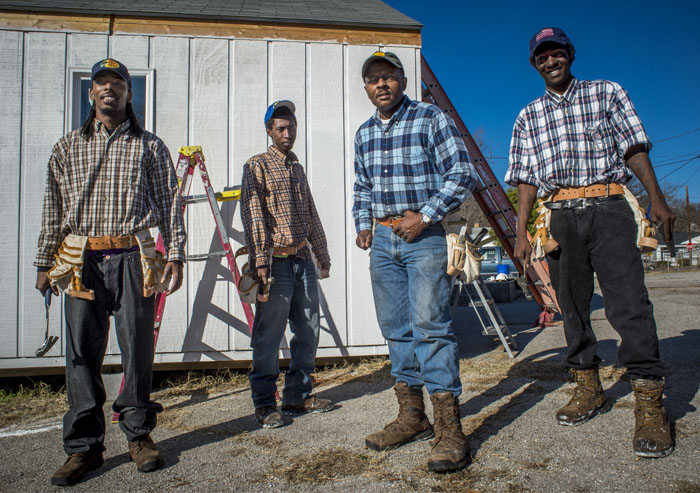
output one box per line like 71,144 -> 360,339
0,0 -> 422,29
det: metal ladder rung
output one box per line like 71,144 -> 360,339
186,251 -> 227,261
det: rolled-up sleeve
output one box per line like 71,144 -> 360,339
505,114 -> 538,188
607,82 -> 651,156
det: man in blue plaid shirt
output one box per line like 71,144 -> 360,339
506,28 -> 676,458
353,51 -> 477,473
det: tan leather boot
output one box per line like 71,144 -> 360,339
631,378 -> 674,458
428,392 -> 470,472
365,382 -> 434,451
556,367 -> 611,426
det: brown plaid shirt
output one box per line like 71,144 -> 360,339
35,119 -> 186,267
241,146 -> 330,268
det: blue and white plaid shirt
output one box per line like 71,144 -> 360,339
352,96 -> 477,232
505,78 -> 651,197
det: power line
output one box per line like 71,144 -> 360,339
654,151 -> 700,165
681,162 -> 700,186
652,127 -> 700,144
659,156 -> 699,181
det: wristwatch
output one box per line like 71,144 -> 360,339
421,214 -> 433,226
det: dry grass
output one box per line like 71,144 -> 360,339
673,480 -> 700,493
278,448 -> 374,483
154,368 -> 250,399
0,381 -> 68,427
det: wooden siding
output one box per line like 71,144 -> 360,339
0,29 -> 422,371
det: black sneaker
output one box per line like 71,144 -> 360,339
281,396 -> 334,416
255,406 -> 284,428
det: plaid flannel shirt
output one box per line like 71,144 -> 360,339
505,78 -> 651,197
35,119 -> 186,267
241,146 -> 330,268
352,96 -> 477,233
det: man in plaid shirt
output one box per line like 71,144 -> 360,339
506,28 -> 676,458
35,59 -> 186,485
241,100 -> 333,430
353,51 -> 477,473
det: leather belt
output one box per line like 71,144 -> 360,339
551,183 -> 624,201
85,234 -> 137,251
273,241 -> 305,257
376,216 -> 404,228
544,195 -> 625,210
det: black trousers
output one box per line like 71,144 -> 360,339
62,250 -> 161,455
547,198 -> 666,379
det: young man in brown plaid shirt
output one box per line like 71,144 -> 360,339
240,100 -> 333,428
35,59 -> 186,486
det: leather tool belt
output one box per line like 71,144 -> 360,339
551,183 -> 624,201
85,234 -> 137,250
376,216 -> 404,228
272,240 -> 306,257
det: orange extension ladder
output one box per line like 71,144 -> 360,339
421,55 -> 560,324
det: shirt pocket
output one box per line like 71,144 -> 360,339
584,120 -> 616,158
399,149 -> 430,181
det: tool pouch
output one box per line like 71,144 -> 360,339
531,198 -> 560,259
621,185 -> 658,253
234,247 -> 261,305
134,229 -> 168,297
446,233 -> 467,277
47,234 -> 95,300
462,240 -> 482,283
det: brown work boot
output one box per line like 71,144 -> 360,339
50,451 -> 104,486
128,434 -> 164,472
428,392 -> 470,472
631,378 -> 674,458
365,382 -> 433,451
281,395 -> 334,415
255,406 -> 285,428
556,367 -> 612,426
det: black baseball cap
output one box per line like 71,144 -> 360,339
91,58 -> 131,86
361,51 -> 404,78
529,27 -> 572,57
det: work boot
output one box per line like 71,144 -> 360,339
428,392 -> 470,472
365,382 -> 433,451
255,406 -> 284,428
281,395 -> 334,415
556,367 -> 611,426
128,434 -> 164,472
631,378 -> 674,458
50,451 -> 104,486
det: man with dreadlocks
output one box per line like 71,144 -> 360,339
34,58 -> 186,486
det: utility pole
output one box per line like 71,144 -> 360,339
687,185 -> 693,269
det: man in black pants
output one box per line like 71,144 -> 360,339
35,58 -> 186,485
506,28 -> 676,458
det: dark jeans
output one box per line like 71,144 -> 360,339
547,198 -> 666,379
62,250 -> 161,455
249,256 -> 320,409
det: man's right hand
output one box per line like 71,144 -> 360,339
514,235 -> 533,269
35,271 -> 56,296
257,266 -> 269,286
356,230 -> 373,250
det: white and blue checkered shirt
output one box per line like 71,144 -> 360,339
505,78 -> 651,197
352,96 -> 477,232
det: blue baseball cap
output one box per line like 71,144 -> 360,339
91,58 -> 131,86
264,100 -> 296,127
529,27 -> 572,57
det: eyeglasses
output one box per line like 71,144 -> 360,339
364,73 -> 401,85
535,49 -> 568,66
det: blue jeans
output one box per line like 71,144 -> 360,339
249,256 -> 320,408
369,223 -> 462,396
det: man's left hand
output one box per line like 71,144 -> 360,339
161,261 -> 184,295
319,262 -> 331,279
393,210 -> 428,243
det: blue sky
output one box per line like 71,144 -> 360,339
383,0 -> 700,201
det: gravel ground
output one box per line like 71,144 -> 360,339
1,270 -> 699,492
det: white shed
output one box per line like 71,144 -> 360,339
0,0 -> 424,375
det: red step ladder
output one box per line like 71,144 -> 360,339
112,146 -> 254,423
421,55 -> 560,322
